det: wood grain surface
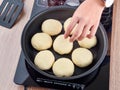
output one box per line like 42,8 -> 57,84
0,0 -> 119,90
109,0 -> 120,90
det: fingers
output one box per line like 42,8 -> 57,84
78,24 -> 91,41
64,16 -> 99,42
87,23 -> 99,38
64,17 -> 79,39
70,19 -> 85,42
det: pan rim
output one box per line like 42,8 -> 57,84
21,6 -> 108,80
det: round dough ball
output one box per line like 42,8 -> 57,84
64,17 -> 78,35
31,33 -> 52,51
42,19 -> 62,36
52,58 -> 74,77
72,48 -> 93,68
53,35 -> 73,55
78,36 -> 97,49
34,50 -> 55,70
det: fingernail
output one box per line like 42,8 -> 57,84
78,37 -> 84,41
70,38 -> 74,42
78,38 -> 81,41
87,35 -> 91,39
69,39 -> 72,42
88,36 -> 92,39
64,35 -> 67,39
70,40 -> 73,42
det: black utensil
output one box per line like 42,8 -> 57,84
0,0 -> 24,28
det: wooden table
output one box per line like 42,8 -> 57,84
0,0 -> 120,90
109,0 -> 120,90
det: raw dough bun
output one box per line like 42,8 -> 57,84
34,50 -> 55,70
64,17 -> 78,34
53,35 -> 73,55
78,36 -> 97,49
72,48 -> 93,68
42,19 -> 62,36
31,33 -> 52,51
52,58 -> 74,77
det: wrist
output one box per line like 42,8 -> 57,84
86,0 -> 105,9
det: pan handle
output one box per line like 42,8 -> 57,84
30,0 -> 48,18
36,78 -> 86,90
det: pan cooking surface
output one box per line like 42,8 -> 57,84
29,24 -> 98,75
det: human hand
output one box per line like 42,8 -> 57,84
64,0 -> 105,42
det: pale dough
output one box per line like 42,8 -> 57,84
78,36 -> 97,49
72,48 -> 93,68
64,17 -> 78,34
31,33 -> 52,51
42,19 -> 62,36
34,50 -> 55,70
52,58 -> 74,77
53,34 -> 73,55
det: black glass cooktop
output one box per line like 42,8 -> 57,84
14,0 -> 110,90
14,51 -> 109,90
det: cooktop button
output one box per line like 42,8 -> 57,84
36,79 -> 43,83
43,80 -> 53,84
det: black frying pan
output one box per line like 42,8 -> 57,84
21,6 -> 108,80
